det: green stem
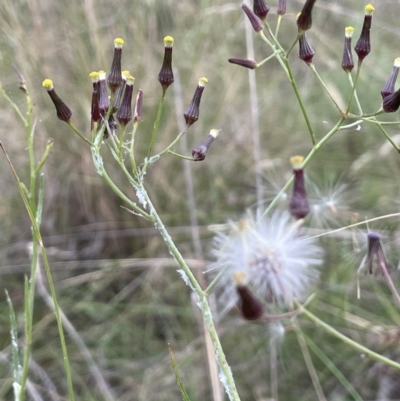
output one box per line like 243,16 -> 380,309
347,72 -> 363,115
295,301 -> 400,371
147,92 -> 166,157
141,187 -> 241,401
346,60 -> 362,114
309,64 -> 343,115
68,122 -> 94,146
118,125 -> 126,161
130,122 -> 139,175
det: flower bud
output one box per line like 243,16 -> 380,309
117,74 -> 135,127
107,38 -> 124,93
228,58 -> 257,69
98,70 -> 110,112
253,0 -> 270,20
112,70 -> 129,112
298,31 -> 315,64
382,88 -> 400,113
364,232 -> 387,274
342,27 -> 355,72
192,129 -> 220,161
277,0 -> 286,15
297,0 -> 317,32
158,36 -> 174,90
381,58 -> 400,99
289,156 -> 310,220
354,4 -> 375,61
184,77 -> 208,127
42,79 -> 72,123
134,89 -> 143,123
233,272 -> 264,321
89,72 -> 101,125
241,4 -> 263,32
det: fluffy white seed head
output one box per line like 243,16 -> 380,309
208,210 -> 323,314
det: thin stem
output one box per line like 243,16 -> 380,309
118,125 -> 127,161
375,122 -> 400,152
286,34 -> 300,58
147,92 -> 165,157
309,64 -> 343,115
295,301 -> 400,371
284,59 -> 316,146
292,317 -> 327,401
347,72 -> 363,115
68,122 -> 94,146
301,332 -> 363,401
378,257 -> 400,306
130,122 -> 139,175
168,150 -> 195,160
141,187 -> 241,400
275,15 -> 283,37
346,59 -> 362,114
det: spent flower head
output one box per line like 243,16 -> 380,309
354,4 -> 375,61
208,210 -> 323,313
382,87 -> 400,113
98,70 -> 110,112
42,79 -> 72,123
134,89 -> 143,123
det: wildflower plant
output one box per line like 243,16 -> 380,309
3,1 -> 400,400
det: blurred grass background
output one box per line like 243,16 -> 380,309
1,0 -> 400,399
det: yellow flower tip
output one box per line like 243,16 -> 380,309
232,271 -> 248,286
395,58 -> 400,67
98,70 -> 107,80
126,75 -> 135,84
365,4 -> 375,15
199,77 -> 208,86
42,79 -> 54,90
89,71 -> 99,83
114,37 -> 124,48
345,26 -> 355,37
122,70 -> 130,79
164,35 -> 174,47
290,155 -> 304,169
296,12 -> 301,19
210,129 -> 221,138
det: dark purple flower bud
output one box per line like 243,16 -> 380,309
112,70 -> 129,112
253,0 -> 270,20
228,58 -> 258,69
289,156 -> 310,220
42,79 -> 72,123
381,58 -> 400,99
89,72 -> 101,126
382,88 -> 400,113
117,74 -> 135,127
98,70 -> 110,112
298,32 -> 315,64
158,36 -> 174,91
342,27 -> 355,72
297,0 -> 317,32
354,5 -> 375,61
233,272 -> 264,321
107,38 -> 124,93
134,89 -> 143,123
184,77 -> 208,127
242,4 -> 263,32
277,0 -> 286,15
192,129 -> 220,161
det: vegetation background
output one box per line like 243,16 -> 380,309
1,0 -> 400,400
